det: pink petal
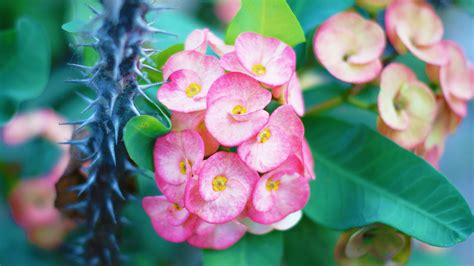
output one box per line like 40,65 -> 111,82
220,52 -> 248,73
185,152 -> 258,224
162,51 -> 224,86
205,73 -> 271,146
440,41 -> 472,101
248,156 -> 309,224
378,63 -> 416,130
171,111 -> 220,156
155,176 -> 187,206
314,11 -> 385,84
240,216 -> 274,235
158,70 -> 207,112
187,219 -> 246,250
142,196 -> 196,243
154,130 -> 204,185
185,29 -> 209,54
296,138 -> 316,180
238,105 -> 303,173
234,32 -> 295,86
207,31 -> 235,56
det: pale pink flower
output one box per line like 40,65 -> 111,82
187,218 -> 246,250
154,130 -> 204,204
142,196 -> 197,243
26,218 -> 74,250
385,0 -> 447,65
377,63 -> 437,149
171,111 -> 220,156
414,98 -> 461,168
185,28 -> 234,57
313,11 -> 385,83
247,156 -> 310,224
433,41 -> 472,117
238,105 -> 304,173
296,138 -> 316,180
159,51 -> 224,112
185,152 -> 259,224
240,210 -> 303,235
214,0 -> 241,24
220,32 -> 296,86
205,73 -> 271,147
272,74 -> 305,116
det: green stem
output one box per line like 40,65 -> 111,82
346,96 -> 378,113
306,96 -> 344,115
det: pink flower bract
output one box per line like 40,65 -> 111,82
313,11 -> 385,84
142,196 -> 197,243
220,32 -> 296,86
187,219 -> 246,250
205,72 -> 271,147
238,105 -> 304,173
185,28 -> 234,56
185,152 -> 259,224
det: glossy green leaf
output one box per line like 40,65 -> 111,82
225,0 -> 305,46
288,0 -> 354,33
302,116 -> 473,247
0,17 -> 50,101
284,216 -> 339,266
124,115 -> 171,171
0,97 -> 18,126
203,231 -> 283,266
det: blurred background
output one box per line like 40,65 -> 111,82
0,0 -> 472,265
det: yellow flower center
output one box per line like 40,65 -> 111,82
212,175 -> 228,191
258,128 -> 271,143
232,105 -> 247,115
252,64 -> 266,76
172,203 -> 183,211
185,83 -> 202,98
179,160 -> 192,175
266,178 -> 280,192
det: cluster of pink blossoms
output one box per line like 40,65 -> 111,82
314,0 -> 473,168
3,110 -> 74,249
143,30 -> 314,249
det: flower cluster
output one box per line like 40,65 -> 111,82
313,1 -> 473,168
3,110 -> 74,249
143,30 -> 314,249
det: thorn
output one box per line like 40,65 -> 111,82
106,199 -> 116,224
75,115 -> 97,132
109,235 -> 120,252
92,208 -> 101,226
67,63 -> 93,71
111,179 -> 125,200
81,100 -> 98,114
112,117 -> 120,144
147,27 -> 178,38
59,120 -> 84,126
108,138 -> 116,165
70,42 -> 98,49
66,78 -> 91,86
141,64 -> 161,72
134,67 -> 151,83
58,138 -> 89,146
86,3 -> 101,15
63,201 -> 87,211
139,81 -> 165,90
75,91 -> 94,103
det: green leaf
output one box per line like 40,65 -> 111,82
288,0 -> 354,33
302,116 -> 473,247
284,216 -> 339,266
225,0 -> 305,46
0,17 -> 50,102
124,115 -> 171,171
203,231 -> 283,266
0,97 -> 18,126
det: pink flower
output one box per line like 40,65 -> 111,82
414,98 -> 461,168
187,218 -> 246,250
159,51 -> 224,112
385,0 -> 447,65
313,11 -> 385,84
214,0 -> 241,24
220,32 -> 296,86
185,28 -> 234,57
142,196 -> 197,243
272,74 -> 305,116
247,156 -> 310,224
377,63 -> 437,149
171,111 -> 219,156
435,41 -> 472,117
205,73 -> 271,147
27,218 -> 74,250
296,138 -> 316,180
154,130 -> 204,204
238,105 -> 304,173
240,210 -> 303,235
185,152 -> 259,224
